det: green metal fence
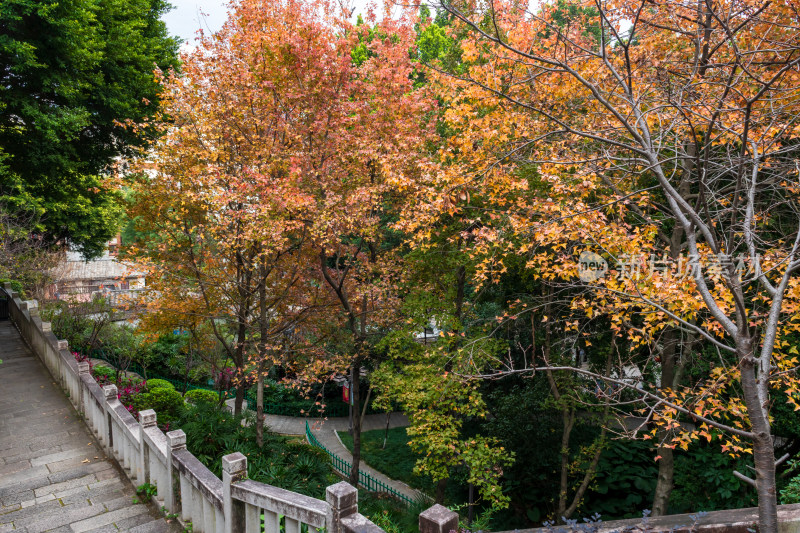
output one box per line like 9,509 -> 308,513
305,421 -> 414,506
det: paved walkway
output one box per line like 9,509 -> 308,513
227,402 -> 430,504
0,321 -> 177,533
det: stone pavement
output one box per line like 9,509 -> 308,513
0,321 -> 178,533
257,410 -> 411,435
226,400 -> 429,504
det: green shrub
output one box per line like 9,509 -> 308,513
782,475 -> 800,504
670,440 -> 756,512
92,364 -> 118,384
134,387 -> 184,425
145,378 -> 175,391
184,389 -> 220,406
0,279 -> 24,298
582,439 -> 658,518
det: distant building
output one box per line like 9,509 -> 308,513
414,321 -> 442,344
46,238 -> 145,302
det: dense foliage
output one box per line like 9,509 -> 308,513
0,0 -> 180,257
22,0 -> 800,530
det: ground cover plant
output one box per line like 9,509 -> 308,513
176,402 -> 336,498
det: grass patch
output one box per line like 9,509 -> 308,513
338,427 -> 434,493
359,490 -> 429,533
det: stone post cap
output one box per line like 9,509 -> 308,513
419,504 -> 459,533
221,452 -> 247,475
341,514 -> 385,533
103,384 -> 118,401
326,481 -> 358,510
140,409 -> 157,428
42,321 -> 51,332
166,429 -> 186,450
77,362 -> 90,375
2,282 -> 11,290
58,340 -> 69,350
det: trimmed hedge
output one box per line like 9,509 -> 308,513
184,389 -> 220,406
145,378 -> 174,392
133,387 -> 184,426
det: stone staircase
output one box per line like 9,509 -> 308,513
0,321 -> 178,533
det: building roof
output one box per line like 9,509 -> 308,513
52,258 -> 145,282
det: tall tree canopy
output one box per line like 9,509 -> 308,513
128,0 -> 434,484
394,0 -> 800,529
0,0 -> 180,257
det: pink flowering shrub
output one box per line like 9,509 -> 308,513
118,380 -> 146,419
73,351 -> 94,372
75,351 -> 147,422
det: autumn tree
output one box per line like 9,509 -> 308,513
129,0 -> 435,482
392,0 -> 800,529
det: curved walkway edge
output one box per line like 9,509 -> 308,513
224,399 -> 430,505
322,428 -> 431,505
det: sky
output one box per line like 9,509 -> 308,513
161,0 -> 230,44
162,0 -> 381,45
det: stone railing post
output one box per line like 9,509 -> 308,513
222,452 -> 247,533
166,429 -> 185,514
326,481 -> 358,533
139,409 -> 156,491
103,384 -> 118,449
77,362 -> 89,412
419,504 -> 459,533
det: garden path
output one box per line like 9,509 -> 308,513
0,321 -> 179,533
224,400 -> 428,504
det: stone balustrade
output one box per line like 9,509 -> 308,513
1,284 -> 459,533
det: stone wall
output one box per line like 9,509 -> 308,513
1,284 -> 458,533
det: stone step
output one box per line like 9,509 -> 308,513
128,518 -> 176,533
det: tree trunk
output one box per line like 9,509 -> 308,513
256,370 -> 264,447
753,434 -> 779,533
740,347 -> 778,533
257,258 -> 267,448
652,447 -> 675,515
652,327 -> 678,516
359,384 -> 372,429
436,478 -> 448,505
349,363 -> 362,486
383,412 -> 390,450
181,340 -> 193,395
234,383 -> 245,416
557,407 -> 576,519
